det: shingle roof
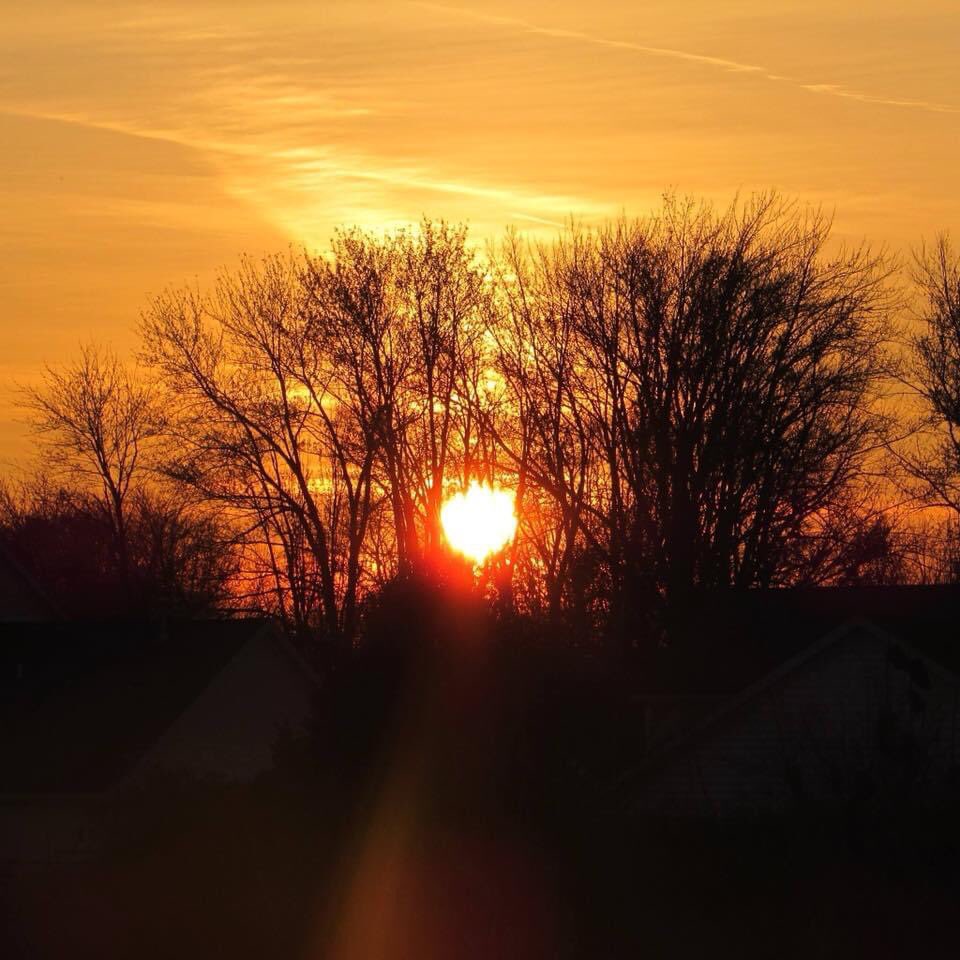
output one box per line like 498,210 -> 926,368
632,585 -> 960,697
0,543 -> 53,621
0,619 -> 271,795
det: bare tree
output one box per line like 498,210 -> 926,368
141,224 -> 488,643
141,256 -> 348,640
131,200 -> 898,640
483,196 -> 894,631
0,471 -> 234,617
302,221 -> 489,576
483,231 -> 598,620
18,343 -> 161,577
910,235 -> 960,509
888,233 -> 960,582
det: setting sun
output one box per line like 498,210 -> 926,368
440,481 -> 517,565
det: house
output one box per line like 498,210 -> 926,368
0,543 -> 54,621
625,586 -> 960,818
0,618 -> 317,863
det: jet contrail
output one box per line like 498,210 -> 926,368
414,2 -> 959,115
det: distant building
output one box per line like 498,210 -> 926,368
627,587 -> 960,817
0,543 -> 54,621
0,619 -> 317,863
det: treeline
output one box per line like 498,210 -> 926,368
6,194 -> 960,640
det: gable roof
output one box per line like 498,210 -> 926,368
0,542 -> 54,621
631,585 -> 960,698
610,587 -> 960,801
0,618 -> 277,796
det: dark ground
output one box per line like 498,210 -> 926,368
4,585 -> 960,958
5,799 -> 960,958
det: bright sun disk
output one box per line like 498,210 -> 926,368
440,481 -> 517,565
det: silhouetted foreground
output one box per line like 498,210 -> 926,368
28,198 -> 960,649
5,583 -> 960,957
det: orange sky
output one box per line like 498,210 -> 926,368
1,0 -> 958,462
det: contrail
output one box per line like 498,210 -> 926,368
415,2 -> 959,115
800,83 -> 958,114
414,2 -> 765,74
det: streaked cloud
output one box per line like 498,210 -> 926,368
418,2 -> 959,115
414,3 -> 768,75
799,84 -> 958,114
0,0 -> 958,459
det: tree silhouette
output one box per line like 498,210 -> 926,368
482,196 -> 894,631
24,197 -> 900,637
911,236 -> 960,508
18,343 -> 162,582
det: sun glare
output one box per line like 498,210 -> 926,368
440,481 -> 517,565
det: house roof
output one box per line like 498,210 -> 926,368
609,587 -> 960,801
632,585 -> 960,697
0,618 -> 275,795
0,542 -> 54,621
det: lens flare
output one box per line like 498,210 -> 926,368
440,481 -> 517,565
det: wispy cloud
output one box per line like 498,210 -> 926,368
508,212 -> 567,229
416,2 -> 959,115
0,102 -> 608,244
800,84 -> 959,114
414,3 -> 765,74
0,0 -> 617,244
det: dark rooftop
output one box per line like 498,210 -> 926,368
0,619 -> 270,795
632,585 -> 960,697
0,543 -> 53,621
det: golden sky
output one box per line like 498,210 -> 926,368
1,0 -> 958,461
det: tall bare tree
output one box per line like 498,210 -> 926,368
141,223 -> 489,642
302,221 -> 489,575
483,232 -> 598,619
19,343 -> 161,576
141,256 -> 349,640
484,196 -> 894,629
910,235 -> 960,508
134,200 -> 898,640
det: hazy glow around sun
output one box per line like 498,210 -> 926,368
441,481 -> 517,565
1,0 -> 958,463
